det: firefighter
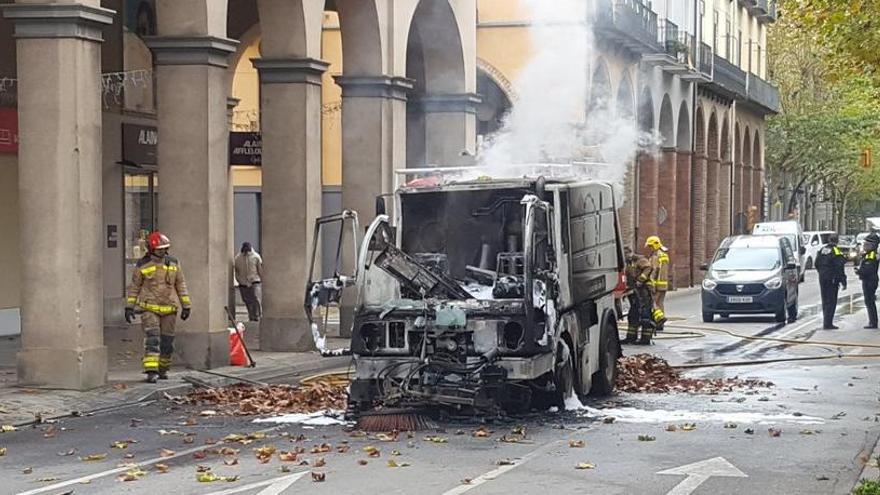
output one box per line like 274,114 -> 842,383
857,233 -> 880,329
815,233 -> 846,330
623,247 -> 656,345
125,231 -> 192,383
645,235 -> 670,329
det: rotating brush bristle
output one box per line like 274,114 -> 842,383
356,409 -> 435,432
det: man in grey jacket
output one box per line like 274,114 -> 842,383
234,242 -> 263,321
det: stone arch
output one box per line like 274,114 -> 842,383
734,122 -> 741,163
336,0 -> 384,75
676,101 -> 690,151
477,58 -> 517,102
659,95 -> 675,149
155,0 -> 228,37
123,0 -> 158,113
753,129 -> 762,169
638,86 -> 655,134
589,58 -> 612,112
406,0 -> 467,94
707,111 -> 719,159
616,72 -> 635,121
743,125 -> 752,167
476,66 -> 512,139
256,0 -> 324,59
720,117 -> 730,162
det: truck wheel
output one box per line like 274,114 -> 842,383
590,317 -> 620,397
552,340 -> 575,408
702,312 -> 714,323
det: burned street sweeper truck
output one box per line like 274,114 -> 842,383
305,165 -> 624,416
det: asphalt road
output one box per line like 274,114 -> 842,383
2,271 -> 880,495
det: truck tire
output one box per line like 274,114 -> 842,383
552,341 -> 575,408
702,312 -> 714,323
590,314 -> 620,397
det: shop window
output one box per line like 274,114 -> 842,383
124,170 -> 157,291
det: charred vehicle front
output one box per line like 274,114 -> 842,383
306,167 -> 625,416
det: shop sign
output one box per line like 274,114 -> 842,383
229,132 -> 261,165
122,123 -> 157,165
0,108 -> 18,154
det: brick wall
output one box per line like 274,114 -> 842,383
674,151 -> 692,287
705,158 -> 720,259
691,154 -> 708,277
658,148 -> 678,287
637,152 -> 659,249
719,161 -> 732,239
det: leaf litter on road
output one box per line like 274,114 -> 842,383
180,381 -> 347,416
616,354 -> 773,393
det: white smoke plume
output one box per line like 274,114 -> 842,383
476,0 -> 642,187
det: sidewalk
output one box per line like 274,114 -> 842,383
0,320 -> 350,427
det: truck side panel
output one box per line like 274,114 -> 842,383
567,184 -> 620,304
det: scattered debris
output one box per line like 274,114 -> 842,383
358,460 -> 368,466
575,462 -> 596,470
569,440 -> 585,448
155,464 -> 170,474
80,453 -> 108,462
312,471 -> 326,482
314,457 -> 326,467
497,459 -> 515,466
387,459 -> 410,468
473,426 -> 492,438
637,435 -> 656,442
768,428 -> 782,437
279,451 -> 298,462
603,417 -> 616,424
616,354 -> 773,393
117,469 -> 146,482
181,382 -> 347,416
0,447 -> 5,456
160,449 -> 176,458
35,477 -> 60,483
680,423 -> 697,431
364,446 -> 381,457
831,412 -> 847,420
22,467 -> 33,474
424,436 -> 448,444
665,424 -> 677,432
1,425 -> 16,433
196,471 -> 239,483
724,423 -> 737,429
57,449 -> 76,456
254,445 -> 276,463
744,428 -> 755,435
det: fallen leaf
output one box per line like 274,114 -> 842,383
511,425 -> 526,436
160,449 -> 176,458
43,425 -> 57,438
183,436 -> 195,445
497,458 -> 515,466
637,435 -> 656,442
680,423 -> 697,431
390,449 -> 401,456
22,467 -> 33,474
111,441 -> 130,449
349,430 -> 368,438
155,464 -> 170,474
114,383 -> 129,390
193,451 -> 207,460
219,447 -> 239,456
358,459 -> 368,466
123,453 -> 134,459
199,410 -> 218,417
724,423 -> 738,429
57,449 -> 75,456
0,447 -> 5,456
744,428 -> 755,435
375,433 -> 397,442
575,462 -> 596,470
1,425 -> 16,433
603,417 -> 616,424
499,435 -> 524,444
35,477 -> 60,482
280,465 -> 291,473
312,471 -> 326,482
224,458 -> 239,466
184,418 -> 198,426
462,478 -> 473,484
279,451 -> 298,462
337,445 -> 350,454
315,457 -> 326,467
158,429 -> 184,436
196,472 -> 220,483
387,459 -> 410,468
117,469 -> 146,482
665,424 -> 677,432
80,453 -> 108,462
473,427 -> 492,438
800,429 -> 816,435
196,465 -> 212,473
569,440 -> 585,448
816,475 -> 830,481
423,436 -> 448,444
768,428 -> 782,437
363,446 -> 380,457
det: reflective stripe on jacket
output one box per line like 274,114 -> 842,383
649,248 -> 670,290
126,254 -> 191,314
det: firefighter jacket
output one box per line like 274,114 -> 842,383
649,247 -> 670,291
815,245 -> 846,285
126,254 -> 191,315
625,255 -> 653,289
858,250 -> 879,282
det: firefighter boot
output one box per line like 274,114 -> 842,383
638,326 -> 654,345
652,308 -> 667,331
621,326 -> 639,344
143,327 -> 161,383
143,355 -> 160,383
158,335 -> 174,380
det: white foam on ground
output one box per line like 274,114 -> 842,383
571,404 -> 824,425
252,410 -> 347,426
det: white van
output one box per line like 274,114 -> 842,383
802,231 -> 835,269
752,221 -> 805,282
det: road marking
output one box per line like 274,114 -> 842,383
202,472 -> 309,495
16,426 -> 281,495
657,457 -> 747,495
441,439 -> 562,495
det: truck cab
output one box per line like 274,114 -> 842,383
306,165 -> 625,416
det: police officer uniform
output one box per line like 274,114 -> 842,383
814,234 -> 846,329
857,233 -> 880,329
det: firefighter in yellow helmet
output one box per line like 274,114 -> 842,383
623,247 -> 656,345
645,235 -> 670,330
125,232 -> 192,383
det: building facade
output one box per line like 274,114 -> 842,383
0,0 -> 776,389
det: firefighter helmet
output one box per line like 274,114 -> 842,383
147,231 -> 171,251
645,235 -> 663,250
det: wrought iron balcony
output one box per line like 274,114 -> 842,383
697,42 -> 714,79
746,72 -> 781,113
593,0 -> 660,54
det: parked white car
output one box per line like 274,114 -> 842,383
802,231 -> 835,269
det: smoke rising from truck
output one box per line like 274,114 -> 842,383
477,0 -> 643,187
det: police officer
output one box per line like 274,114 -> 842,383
815,233 -> 846,329
125,232 -> 192,383
622,247 -> 655,345
857,233 -> 880,329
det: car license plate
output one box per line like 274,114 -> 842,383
727,296 -> 753,303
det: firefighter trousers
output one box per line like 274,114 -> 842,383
141,311 -> 176,372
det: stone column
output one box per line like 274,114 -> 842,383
148,36 -> 237,369
335,76 -> 412,336
254,58 -> 328,351
636,152 -> 659,247
690,153 -> 707,276
753,167 -> 764,219
420,93 -> 480,166
226,97 -> 239,320
658,148 -> 677,287
674,151 -> 692,287
743,164 -> 753,213
719,161 -> 733,238
705,158 -> 720,258
2,2 -> 113,390
733,162 -> 744,233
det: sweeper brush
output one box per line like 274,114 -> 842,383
355,408 -> 436,432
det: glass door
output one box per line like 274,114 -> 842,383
124,170 -> 158,290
